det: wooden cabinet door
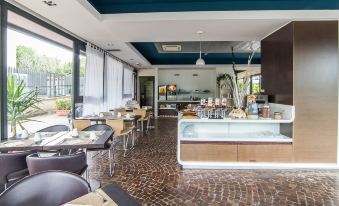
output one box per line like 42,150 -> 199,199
238,144 -> 293,163
180,143 -> 237,162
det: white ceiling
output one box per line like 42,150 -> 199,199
8,0 -> 339,69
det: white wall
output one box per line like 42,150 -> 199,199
138,68 -> 157,76
158,68 -> 216,96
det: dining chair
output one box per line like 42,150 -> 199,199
37,125 -> 70,132
106,119 -> 133,157
133,109 -> 148,132
38,125 -> 73,155
0,151 -> 33,190
73,119 -> 91,131
26,151 -> 88,176
114,108 -> 126,115
83,124 -> 115,176
123,120 -> 137,147
99,112 -> 112,116
0,171 -> 91,206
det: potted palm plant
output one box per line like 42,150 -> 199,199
55,98 -> 71,116
7,75 -> 42,138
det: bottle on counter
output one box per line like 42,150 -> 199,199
262,104 -> 270,119
274,112 -> 282,120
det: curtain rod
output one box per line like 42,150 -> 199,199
87,42 -> 136,70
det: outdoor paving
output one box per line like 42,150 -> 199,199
89,118 -> 339,206
12,113 -> 70,135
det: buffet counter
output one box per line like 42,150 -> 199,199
158,100 -> 200,117
177,103 -> 295,169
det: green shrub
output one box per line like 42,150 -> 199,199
56,98 -> 71,110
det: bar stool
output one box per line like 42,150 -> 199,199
106,119 -> 133,157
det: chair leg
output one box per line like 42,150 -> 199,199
84,149 -> 89,181
132,131 -> 136,148
123,135 -> 127,157
4,183 -> 7,190
141,120 -> 144,132
108,147 -> 115,177
146,118 -> 150,133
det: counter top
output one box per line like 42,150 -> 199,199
180,133 -> 292,143
158,100 -> 200,103
179,117 -> 293,124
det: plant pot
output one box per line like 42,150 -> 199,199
55,109 -> 71,116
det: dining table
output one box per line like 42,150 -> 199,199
79,114 -> 142,124
0,129 -> 114,153
110,107 -> 152,113
63,182 -> 141,206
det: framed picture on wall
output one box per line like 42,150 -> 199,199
159,85 -> 167,101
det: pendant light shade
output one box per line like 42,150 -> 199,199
196,41 -> 205,66
196,57 -> 205,66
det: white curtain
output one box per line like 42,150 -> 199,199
123,67 -> 134,96
103,54 -> 123,110
83,44 -> 104,116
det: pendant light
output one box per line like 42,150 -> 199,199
196,30 -> 205,66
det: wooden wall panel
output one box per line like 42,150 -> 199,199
292,21 -> 339,163
180,143 -> 237,162
261,23 -> 294,105
261,21 -> 339,163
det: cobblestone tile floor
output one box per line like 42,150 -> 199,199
88,118 -> 339,206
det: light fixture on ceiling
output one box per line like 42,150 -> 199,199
196,30 -> 205,66
43,1 -> 57,6
162,45 -> 182,52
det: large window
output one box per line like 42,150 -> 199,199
123,67 -> 134,97
79,52 -> 86,97
251,75 -> 261,94
6,9 -> 76,138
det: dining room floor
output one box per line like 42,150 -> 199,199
88,118 -> 339,206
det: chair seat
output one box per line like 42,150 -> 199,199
125,126 -> 135,130
115,129 -> 132,136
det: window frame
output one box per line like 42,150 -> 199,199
250,74 -> 262,95
0,2 -> 85,140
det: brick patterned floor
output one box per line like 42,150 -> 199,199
88,118 -> 339,206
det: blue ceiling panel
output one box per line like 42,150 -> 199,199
131,42 -> 261,65
87,0 -> 339,14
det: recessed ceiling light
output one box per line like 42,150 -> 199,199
162,45 -> 182,52
43,1 -> 57,6
196,30 -> 204,35
136,62 -> 140,65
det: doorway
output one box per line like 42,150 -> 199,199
139,76 -> 155,108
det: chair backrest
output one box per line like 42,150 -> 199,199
26,152 -> 87,176
82,124 -> 113,132
133,109 -> 146,118
106,119 -> 124,134
0,171 -> 91,206
37,125 -> 70,132
99,112 -> 112,116
73,119 -> 91,131
133,104 -> 141,109
0,151 -> 33,185
115,108 -> 126,113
